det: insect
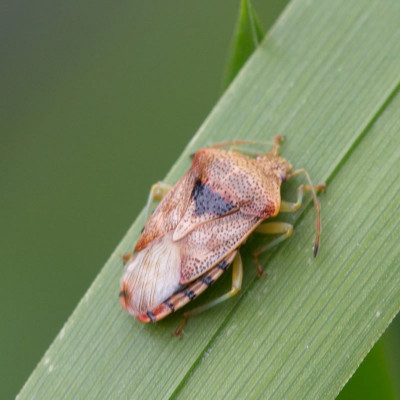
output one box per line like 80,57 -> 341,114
119,136 -> 325,337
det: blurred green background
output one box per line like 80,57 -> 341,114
1,1 -> 399,398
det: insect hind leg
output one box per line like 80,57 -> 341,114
174,251 -> 243,338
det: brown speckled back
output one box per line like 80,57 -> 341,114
135,148 -> 291,284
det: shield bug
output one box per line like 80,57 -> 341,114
120,136 -> 325,337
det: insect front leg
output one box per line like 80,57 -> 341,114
208,136 -> 284,157
280,183 -> 326,213
174,252 -> 243,339
144,181 -> 172,222
253,222 -> 293,276
210,139 -> 273,150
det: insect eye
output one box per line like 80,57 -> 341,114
279,173 -> 287,182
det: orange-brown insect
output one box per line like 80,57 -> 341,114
120,136 -> 325,337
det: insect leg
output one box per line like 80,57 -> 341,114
280,183 -> 326,213
202,136 -> 284,158
209,139 -> 274,150
144,181 -> 172,222
270,134 -> 284,156
286,169 -> 326,257
207,139 -> 275,157
253,222 -> 294,276
174,252 -> 243,338
121,252 -> 134,264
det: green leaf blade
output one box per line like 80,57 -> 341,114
18,0 -> 400,399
